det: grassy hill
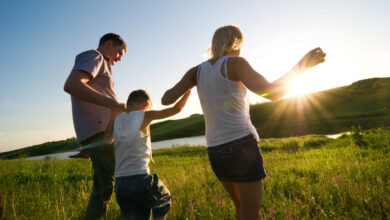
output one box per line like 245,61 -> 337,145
1,77 -> 389,159
0,138 -> 79,159
151,77 -> 390,140
249,77 -> 390,137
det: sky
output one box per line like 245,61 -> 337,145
0,0 -> 389,152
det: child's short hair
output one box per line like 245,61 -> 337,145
126,90 -> 152,107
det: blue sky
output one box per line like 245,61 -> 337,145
0,0 -> 389,152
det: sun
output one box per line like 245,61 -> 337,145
248,68 -> 336,104
285,74 -> 325,98
285,77 -> 312,97
248,75 -> 319,104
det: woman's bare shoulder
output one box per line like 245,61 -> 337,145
229,56 -> 249,66
227,57 -> 252,79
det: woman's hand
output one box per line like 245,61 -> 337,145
299,47 -> 326,69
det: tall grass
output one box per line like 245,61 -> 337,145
0,128 -> 389,219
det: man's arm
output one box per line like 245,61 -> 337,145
161,66 -> 197,105
64,70 -> 125,114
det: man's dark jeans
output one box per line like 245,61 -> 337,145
82,132 -> 115,220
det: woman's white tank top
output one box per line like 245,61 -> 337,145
196,56 -> 259,147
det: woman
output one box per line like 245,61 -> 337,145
161,25 -> 326,219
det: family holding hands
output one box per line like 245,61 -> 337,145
64,25 -> 325,220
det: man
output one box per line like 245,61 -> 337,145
64,33 -> 127,219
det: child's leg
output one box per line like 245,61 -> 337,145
115,175 -> 152,220
152,203 -> 170,220
148,174 -> 171,220
122,201 -> 151,220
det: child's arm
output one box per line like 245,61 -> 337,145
143,90 -> 191,126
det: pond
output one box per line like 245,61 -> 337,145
27,132 -> 349,160
27,135 -> 207,160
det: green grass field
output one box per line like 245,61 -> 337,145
1,128 -> 389,219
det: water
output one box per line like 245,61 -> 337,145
26,132 -> 349,160
326,132 -> 351,139
152,135 -> 206,149
27,135 -> 207,160
27,151 -> 79,160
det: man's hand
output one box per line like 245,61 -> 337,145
102,133 -> 114,145
299,47 -> 326,69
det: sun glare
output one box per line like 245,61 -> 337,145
285,76 -> 313,97
285,72 -> 333,98
248,75 -> 321,104
249,72 -> 338,104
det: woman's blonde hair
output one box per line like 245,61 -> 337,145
209,25 -> 244,60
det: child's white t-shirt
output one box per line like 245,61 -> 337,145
113,111 -> 152,178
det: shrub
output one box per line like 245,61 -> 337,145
303,138 -> 329,149
281,140 -> 300,152
351,126 -> 367,148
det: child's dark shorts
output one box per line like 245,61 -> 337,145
115,174 -> 171,220
207,134 -> 267,182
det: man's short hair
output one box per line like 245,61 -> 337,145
127,90 -> 151,107
99,33 -> 127,52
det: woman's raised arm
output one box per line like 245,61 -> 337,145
230,47 -> 326,100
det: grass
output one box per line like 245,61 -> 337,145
0,128 -> 389,219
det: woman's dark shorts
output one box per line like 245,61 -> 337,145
207,134 -> 267,182
115,174 -> 171,220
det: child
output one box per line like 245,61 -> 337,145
106,89 -> 191,220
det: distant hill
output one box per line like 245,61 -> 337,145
0,138 -> 79,159
249,77 -> 390,137
150,77 -> 390,140
1,77 -> 390,159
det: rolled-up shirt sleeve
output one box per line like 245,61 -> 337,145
72,50 -> 103,78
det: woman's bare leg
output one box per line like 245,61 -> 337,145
220,181 -> 242,220
236,180 -> 263,220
